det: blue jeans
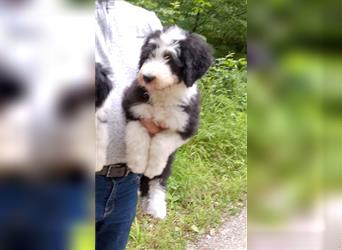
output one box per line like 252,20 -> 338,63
96,173 -> 140,250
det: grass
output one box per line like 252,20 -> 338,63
127,56 -> 247,250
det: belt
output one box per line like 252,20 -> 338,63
96,163 -> 130,178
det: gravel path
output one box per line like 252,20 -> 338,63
187,206 -> 247,250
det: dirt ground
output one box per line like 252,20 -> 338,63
187,206 -> 247,250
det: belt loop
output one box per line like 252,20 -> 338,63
106,165 -> 113,177
124,167 -> 129,176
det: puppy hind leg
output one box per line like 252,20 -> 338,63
139,176 -> 150,212
126,121 -> 151,173
143,178 -> 167,219
140,152 -> 175,219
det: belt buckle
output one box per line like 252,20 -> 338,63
106,164 -> 129,177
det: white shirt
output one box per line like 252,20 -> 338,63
95,0 -> 162,165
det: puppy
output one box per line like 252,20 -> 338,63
95,63 -> 112,171
122,26 -> 213,219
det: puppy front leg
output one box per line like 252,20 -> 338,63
144,131 -> 185,179
126,121 -> 151,174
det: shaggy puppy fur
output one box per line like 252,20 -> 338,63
122,26 -> 213,219
95,63 -> 112,171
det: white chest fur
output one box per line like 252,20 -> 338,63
130,84 -> 198,132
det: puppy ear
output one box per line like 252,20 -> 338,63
138,30 -> 161,69
180,33 -> 214,87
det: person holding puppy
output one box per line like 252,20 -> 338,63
95,1 -> 162,249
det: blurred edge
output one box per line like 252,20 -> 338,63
0,1 -> 94,250
248,0 -> 342,249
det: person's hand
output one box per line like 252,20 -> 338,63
140,118 -> 163,136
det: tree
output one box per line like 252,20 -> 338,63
128,0 -> 247,57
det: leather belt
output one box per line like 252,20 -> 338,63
96,163 -> 130,178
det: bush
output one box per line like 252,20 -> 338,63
127,0 -> 247,57
202,54 -> 247,112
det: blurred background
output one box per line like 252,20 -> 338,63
0,0 -> 94,249
248,0 -> 342,249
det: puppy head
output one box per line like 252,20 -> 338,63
138,26 -> 213,92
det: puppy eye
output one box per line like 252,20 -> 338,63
163,52 -> 172,60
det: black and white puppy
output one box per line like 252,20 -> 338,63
95,63 -> 112,171
122,26 -> 213,219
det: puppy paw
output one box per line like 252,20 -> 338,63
142,197 -> 167,220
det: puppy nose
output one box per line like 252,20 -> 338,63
143,74 -> 155,83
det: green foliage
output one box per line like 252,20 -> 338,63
203,54 -> 247,112
128,0 -> 247,57
127,56 -> 247,249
